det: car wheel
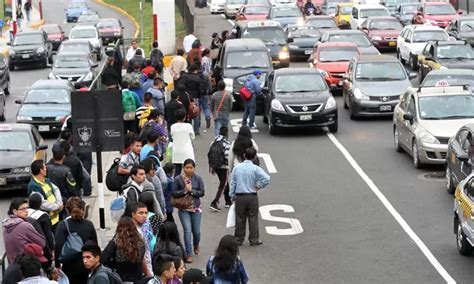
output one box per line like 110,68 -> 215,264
397,49 -> 406,65
328,121 -> 338,133
8,63 -> 14,71
268,118 -> 278,135
446,166 -> 455,194
456,219 -> 473,256
4,79 -> 10,95
393,127 -> 402,153
409,54 -> 418,71
412,140 -> 421,169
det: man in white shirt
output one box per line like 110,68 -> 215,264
183,33 -> 198,53
126,39 -> 145,62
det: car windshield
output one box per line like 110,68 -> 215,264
24,89 -> 70,104
437,45 -> 474,59
13,34 -> 43,45
97,20 -> 119,29
55,55 -> 90,68
245,6 -> 269,14
288,26 -> 320,38
460,20 -> 474,32
274,74 -> 326,93
356,62 -> 406,80
226,51 -> 270,68
229,0 -> 246,3
360,9 -> 389,18
247,0 -> 269,4
327,7 -> 337,14
419,95 -> 474,119
307,18 -> 337,29
369,19 -> 402,30
242,27 -> 286,44
328,34 -> 371,47
385,0 -> 407,6
68,2 -> 85,8
413,31 -> 447,42
425,4 -> 456,15
78,14 -> 99,22
401,4 -> 419,14
70,29 -> 96,38
60,43 -> 90,53
340,6 -> 352,14
422,74 -> 474,88
0,132 -> 33,152
319,48 -> 358,62
42,25 -> 61,33
271,7 -> 301,17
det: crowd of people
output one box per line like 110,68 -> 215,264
1,32 -> 271,284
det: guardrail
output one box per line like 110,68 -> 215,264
176,0 -> 194,34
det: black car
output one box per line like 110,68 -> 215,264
418,41 -> 474,82
285,25 -> 321,59
8,30 -> 53,70
262,68 -> 338,134
446,124 -> 474,194
446,16 -> 474,46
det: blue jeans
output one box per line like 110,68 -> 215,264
214,116 -> 229,137
242,95 -> 256,127
192,96 -> 211,133
178,210 -> 201,256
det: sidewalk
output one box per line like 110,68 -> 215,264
1,3 -> 44,44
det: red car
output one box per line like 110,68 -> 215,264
41,24 -> 64,51
97,18 -> 124,45
311,42 -> 359,90
361,16 -> 402,51
412,2 -> 461,28
236,5 -> 270,21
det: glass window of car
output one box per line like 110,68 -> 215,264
355,62 -> 406,81
288,26 -> 320,38
78,14 -> 99,22
339,6 -> 352,15
42,25 -> 61,34
418,95 -> 474,119
274,73 -> 327,93
422,74 -> 474,88
399,92 -> 410,111
228,0 -> 246,3
306,18 -> 337,29
0,131 -> 34,152
413,31 -> 447,42
328,33 -> 371,47
68,2 -> 86,8
13,33 -> 43,45
225,51 -> 270,68
401,4 -> 419,14
460,20 -> 474,32
318,47 -> 358,62
352,7 -> 358,18
55,54 -> 91,68
59,42 -> 91,53
97,19 -> 119,28
456,129 -> 469,146
436,44 -> 474,59
424,4 -> 456,15
368,19 -> 402,30
24,89 -> 70,104
70,28 -> 97,39
271,7 -> 301,17
407,96 -> 416,115
359,8 -> 389,18
242,27 -> 286,44
244,6 -> 269,14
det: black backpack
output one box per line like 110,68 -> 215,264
208,139 -> 225,170
105,158 -> 129,192
96,266 -> 122,284
139,122 -> 153,145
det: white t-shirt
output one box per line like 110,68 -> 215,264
170,122 -> 195,164
183,34 -> 198,53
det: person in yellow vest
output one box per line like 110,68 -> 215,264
28,160 -> 64,231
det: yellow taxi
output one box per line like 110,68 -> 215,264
334,3 -> 353,29
0,123 -> 47,192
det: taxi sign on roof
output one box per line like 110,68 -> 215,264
0,124 -> 12,131
435,80 -> 449,87
247,21 -> 280,28
419,85 -> 470,95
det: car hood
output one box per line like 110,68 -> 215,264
0,151 -> 35,170
47,33 -> 62,40
369,30 -> 401,38
425,14 -> 458,22
277,90 -> 330,102
420,118 -> 474,138
272,17 -> 300,26
242,15 -> 268,20
292,37 -> 320,47
18,103 -> 71,117
439,59 -> 474,69
316,61 -> 350,73
355,79 -> 411,96
358,46 -> 380,55
459,31 -> 474,39
408,42 -> 427,54
52,67 -> 90,76
11,44 -> 42,52
66,7 -> 86,14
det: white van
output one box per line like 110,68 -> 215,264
210,0 -> 226,14
350,4 -> 389,30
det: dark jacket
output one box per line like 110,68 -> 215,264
163,175 -> 174,214
127,56 -> 146,73
180,72 -> 202,99
28,209 -> 54,254
46,160 -> 78,200
150,48 -> 164,72
102,65 -> 121,87
164,100 -> 185,128
154,240 -> 184,259
88,265 -> 111,284
101,238 -> 145,282
171,174 -> 205,210
63,153 -> 84,188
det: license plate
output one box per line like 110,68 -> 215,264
38,125 -> 50,132
305,50 -> 312,55
388,41 -> 396,46
0,177 -> 6,185
300,114 -> 312,121
380,105 -> 391,112
22,54 -> 30,59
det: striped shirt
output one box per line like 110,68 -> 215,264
136,105 -> 155,122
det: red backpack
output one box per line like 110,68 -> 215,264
239,86 -> 252,101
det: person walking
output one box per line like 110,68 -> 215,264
59,141 -> 85,196
242,70 -> 263,129
102,216 -> 147,282
183,33 -> 198,54
136,92 -> 155,130
169,49 -> 188,86
54,197 -> 98,284
210,81 -> 233,137
122,165 -> 147,211
27,193 -> 54,262
228,126 -> 259,172
154,221 -> 185,259
101,57 -> 121,89
82,241 -> 114,284
170,109 -> 195,175
2,198 -> 46,264
187,40 -> 202,67
162,163 -> 176,222
141,71 -> 156,94
121,82 -> 141,135
171,159 -> 204,263
164,91 -> 185,131
230,148 -> 270,246
206,235 -> 249,283
209,126 -> 232,211
168,256 -> 186,284
150,41 -> 164,76
24,0 -> 32,21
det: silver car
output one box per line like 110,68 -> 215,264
225,0 -> 246,18
393,85 -> 474,168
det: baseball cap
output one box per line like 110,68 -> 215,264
24,243 -> 48,263
254,69 -> 263,76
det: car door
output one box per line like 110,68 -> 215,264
403,94 -> 417,148
397,28 -> 407,53
263,71 -> 274,117
394,92 -> 410,149
402,29 -> 412,61
447,20 -> 459,38
342,61 -> 354,106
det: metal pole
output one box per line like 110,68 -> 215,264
93,91 -> 105,229
467,0 -> 470,14
140,0 -> 144,45
12,0 -> 16,36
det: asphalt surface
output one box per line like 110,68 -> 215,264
2,1 -> 474,283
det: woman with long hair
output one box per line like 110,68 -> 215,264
154,221 -> 185,259
206,235 -> 249,283
54,197 -> 97,284
102,216 -> 147,282
228,126 -> 259,172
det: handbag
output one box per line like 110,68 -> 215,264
187,93 -> 200,120
239,86 -> 252,102
171,177 -> 194,210
210,48 -> 219,59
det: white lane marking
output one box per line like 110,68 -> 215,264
230,118 -> 258,133
227,19 -> 234,26
258,153 -> 277,173
260,204 -> 303,235
325,132 -> 456,284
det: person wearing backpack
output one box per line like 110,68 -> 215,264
150,41 -> 164,75
82,241 -> 122,284
54,197 -> 97,284
123,165 -> 147,212
208,126 -> 231,212
122,82 -> 141,135
136,92 -> 155,131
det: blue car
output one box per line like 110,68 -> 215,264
65,1 -> 89,22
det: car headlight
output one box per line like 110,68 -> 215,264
224,78 -> 233,92
36,47 -> 45,53
114,32 -> 121,36
8,49 -> 15,56
271,99 -> 285,112
353,88 -> 369,100
12,167 -> 31,174
82,72 -> 93,81
279,51 -> 289,60
371,36 -> 382,41
316,69 -> 329,77
288,44 -> 299,50
418,129 -> 439,144
48,72 -> 57,79
325,96 -> 337,110
17,115 -> 32,121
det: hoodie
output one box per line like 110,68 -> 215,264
244,74 -> 262,96
2,215 -> 46,264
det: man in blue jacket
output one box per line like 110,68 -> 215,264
242,70 -> 262,130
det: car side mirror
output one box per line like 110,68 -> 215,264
458,9 -> 463,14
403,113 -> 414,123
408,72 -> 417,79
63,36 -> 68,40
36,145 -> 48,151
14,99 -> 21,104
287,37 -> 294,43
457,151 -> 469,162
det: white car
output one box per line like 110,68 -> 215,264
68,25 -> 102,61
210,0 -> 226,13
349,4 -> 389,30
396,25 -> 448,71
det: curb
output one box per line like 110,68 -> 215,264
29,18 -> 45,29
92,0 -> 140,39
